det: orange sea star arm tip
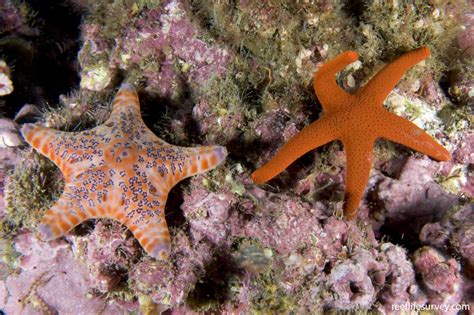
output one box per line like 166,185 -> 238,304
441,149 -> 452,161
344,50 -> 359,61
419,46 -> 430,57
250,170 -> 267,184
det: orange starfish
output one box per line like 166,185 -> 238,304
21,84 -> 227,259
251,47 -> 451,219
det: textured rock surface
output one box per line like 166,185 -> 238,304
1,232 -> 123,314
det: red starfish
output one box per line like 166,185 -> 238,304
251,47 -> 451,219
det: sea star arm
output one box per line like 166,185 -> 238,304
119,199 -> 171,260
342,137 -> 374,220
381,111 -> 451,161
21,123 -> 89,181
21,123 -> 67,162
144,144 -> 227,188
179,145 -> 228,180
107,83 -> 142,121
314,51 -> 358,112
126,144 -> 226,259
37,182 -> 93,240
357,47 -> 431,105
251,115 -> 338,184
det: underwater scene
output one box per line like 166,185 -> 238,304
0,0 -> 473,314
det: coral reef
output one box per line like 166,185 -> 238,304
1,0 -> 472,313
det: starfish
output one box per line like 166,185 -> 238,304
251,47 -> 451,219
20,84 -> 227,259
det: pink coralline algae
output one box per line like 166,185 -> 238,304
119,0 -> 231,98
378,157 -> 458,221
420,204 -> 474,277
452,133 -> 474,196
73,220 -> 140,293
0,232 -> 123,314
78,0 -> 231,96
458,13 -> 474,57
192,99 -> 246,143
182,187 -> 238,246
326,248 -> 385,309
453,133 -> 474,165
230,186 -> 326,254
128,225 -> 232,312
413,246 -> 464,312
376,243 -> 427,312
375,156 -> 459,242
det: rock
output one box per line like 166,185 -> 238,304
14,104 -> 42,124
0,118 -> 24,147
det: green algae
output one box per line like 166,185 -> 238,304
78,0 -> 160,40
354,1 -> 466,77
188,1 -> 352,116
438,103 -> 472,136
0,238 -> 19,275
2,153 -> 63,237
250,271 -> 297,313
234,240 -> 273,274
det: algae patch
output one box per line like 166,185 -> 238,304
2,153 -> 63,238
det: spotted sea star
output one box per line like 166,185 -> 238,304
251,47 -> 451,219
21,84 -> 227,259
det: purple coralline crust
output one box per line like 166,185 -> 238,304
254,110 -> 290,145
129,223 -> 217,309
420,204 -> 474,277
452,133 -> 474,196
326,249 -> 380,309
182,188 -> 237,245
78,220 -> 139,266
458,13 -> 474,57
376,243 -> 427,312
166,233 -> 214,304
192,99 -> 245,143
413,246 -> 464,313
119,0 -> 231,98
453,133 -> 474,165
1,232 -> 122,314
74,220 -> 140,293
81,23 -> 112,57
230,187 -> 324,254
377,156 -> 458,224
